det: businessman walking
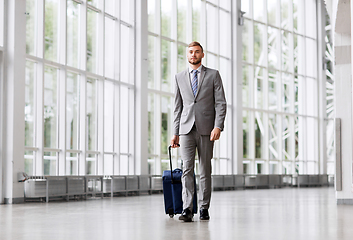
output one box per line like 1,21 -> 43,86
170,42 -> 227,222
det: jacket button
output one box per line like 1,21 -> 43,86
194,100 -> 197,103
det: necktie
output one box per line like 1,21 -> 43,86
191,70 -> 198,96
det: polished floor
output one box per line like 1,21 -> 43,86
0,187 -> 352,240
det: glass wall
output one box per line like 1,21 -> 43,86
147,0 -> 232,175
0,0 -> 3,186
0,0 -> 4,47
241,0 -> 319,174
24,0 -> 135,176
325,11 -> 335,175
25,61 -> 36,174
21,0 -> 326,177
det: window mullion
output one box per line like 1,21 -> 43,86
96,2 -> 105,175
58,0 -> 66,65
155,95 -> 161,175
79,1 -> 87,71
97,79 -> 104,175
97,5 -> 104,76
249,110 -> 255,173
263,79 -> 269,174
37,0 -> 44,58
114,83 -> 120,175
129,87 -> 135,175
58,67 -> 66,175
200,0 -> 206,45
79,76 -> 87,175
186,0 -> 192,43
35,62 -> 44,176
0,0 -> 3,46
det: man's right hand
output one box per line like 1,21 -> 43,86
170,135 -> 180,148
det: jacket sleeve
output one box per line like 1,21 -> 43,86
173,76 -> 183,136
214,71 -> 227,131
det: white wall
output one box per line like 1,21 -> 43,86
2,0 -> 26,203
333,0 -> 353,203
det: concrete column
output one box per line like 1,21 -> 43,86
2,0 -> 26,204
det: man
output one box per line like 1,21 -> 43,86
170,42 -> 227,222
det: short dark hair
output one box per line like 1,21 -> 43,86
188,41 -> 203,52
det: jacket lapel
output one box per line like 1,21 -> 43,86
195,66 -> 207,99
184,70 -> 194,97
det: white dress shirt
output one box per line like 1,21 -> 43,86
188,65 -> 203,88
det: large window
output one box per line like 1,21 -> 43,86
147,0 -> 232,175
0,0 -> 3,184
67,1 -> 79,68
25,61 -> 36,175
0,0 -> 4,47
66,72 -> 79,175
241,0 -> 319,174
325,12 -> 335,175
22,0 -> 326,177
25,0 -> 135,176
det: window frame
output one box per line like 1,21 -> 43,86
241,0 -> 320,174
24,0 -> 136,176
147,0 -> 233,175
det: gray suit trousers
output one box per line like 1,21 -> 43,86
180,126 -> 214,211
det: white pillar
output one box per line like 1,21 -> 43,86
3,0 -> 26,203
58,0 -> 67,176
232,0 -> 243,174
135,0 -> 149,175
334,0 -> 353,204
0,0 -> 4,47
318,0 -> 327,174
78,2 -> 87,176
0,45 -> 4,203
0,0 -> 5,203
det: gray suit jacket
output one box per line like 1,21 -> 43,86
173,65 -> 227,136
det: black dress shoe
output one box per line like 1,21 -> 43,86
179,208 -> 193,222
200,209 -> 210,220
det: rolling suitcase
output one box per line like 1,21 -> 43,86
162,145 -> 197,218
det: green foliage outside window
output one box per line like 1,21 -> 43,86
26,0 -> 35,55
161,112 -> 168,155
45,0 -> 58,61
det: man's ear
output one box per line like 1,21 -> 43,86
202,52 -> 205,58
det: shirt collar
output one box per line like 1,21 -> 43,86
189,65 -> 203,74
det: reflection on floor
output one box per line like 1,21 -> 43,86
0,187 -> 351,240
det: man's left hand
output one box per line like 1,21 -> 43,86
210,128 -> 221,141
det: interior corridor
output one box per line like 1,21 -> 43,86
0,187 -> 351,240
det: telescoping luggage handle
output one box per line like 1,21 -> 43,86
168,144 -> 180,184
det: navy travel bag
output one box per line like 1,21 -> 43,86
162,145 -> 197,218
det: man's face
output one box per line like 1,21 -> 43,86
187,46 -> 204,66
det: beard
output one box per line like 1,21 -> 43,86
188,58 -> 202,65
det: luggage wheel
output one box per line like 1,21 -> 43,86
168,209 -> 174,218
